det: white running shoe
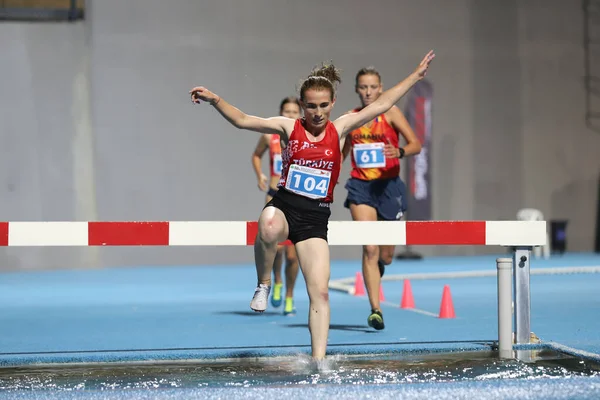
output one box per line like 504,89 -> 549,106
250,284 -> 271,312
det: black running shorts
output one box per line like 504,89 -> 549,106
264,188 -> 331,244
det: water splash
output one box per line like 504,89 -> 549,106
1,350 -> 598,391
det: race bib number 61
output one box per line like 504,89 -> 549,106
354,142 -> 386,168
285,164 -> 331,199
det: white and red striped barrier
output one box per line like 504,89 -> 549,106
0,219 -> 546,347
0,221 -> 546,246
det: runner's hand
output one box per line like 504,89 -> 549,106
189,86 -> 219,105
414,50 -> 435,79
258,174 -> 268,192
384,143 -> 400,158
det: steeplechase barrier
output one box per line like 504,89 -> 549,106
0,220 -> 547,357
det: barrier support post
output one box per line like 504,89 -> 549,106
513,246 -> 533,344
497,257 -> 513,359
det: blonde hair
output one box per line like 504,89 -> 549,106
355,66 -> 381,87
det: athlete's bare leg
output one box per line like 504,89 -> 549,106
265,189 -> 284,287
254,206 -> 289,286
284,245 -> 299,299
272,247 -> 284,285
349,204 -> 382,311
294,238 -> 330,360
378,245 -> 396,268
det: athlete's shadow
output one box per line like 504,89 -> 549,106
220,311 -> 283,316
284,323 -> 375,333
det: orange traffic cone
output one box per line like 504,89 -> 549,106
354,272 -> 365,296
400,280 -> 415,309
379,284 -> 386,302
438,285 -> 456,318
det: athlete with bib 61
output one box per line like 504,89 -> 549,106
342,66 -> 423,331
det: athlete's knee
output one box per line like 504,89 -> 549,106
380,253 -> 394,265
307,284 -> 329,304
258,216 -> 284,244
362,244 -> 379,260
310,289 -> 329,304
286,251 -> 298,266
379,246 -> 395,265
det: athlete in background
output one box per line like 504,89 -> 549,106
342,67 -> 422,331
251,97 -> 301,315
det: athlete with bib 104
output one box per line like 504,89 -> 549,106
342,67 -> 423,332
189,50 -> 435,362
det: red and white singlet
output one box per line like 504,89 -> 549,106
278,119 -> 341,203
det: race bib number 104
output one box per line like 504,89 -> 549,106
353,142 -> 386,168
285,164 -> 331,199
